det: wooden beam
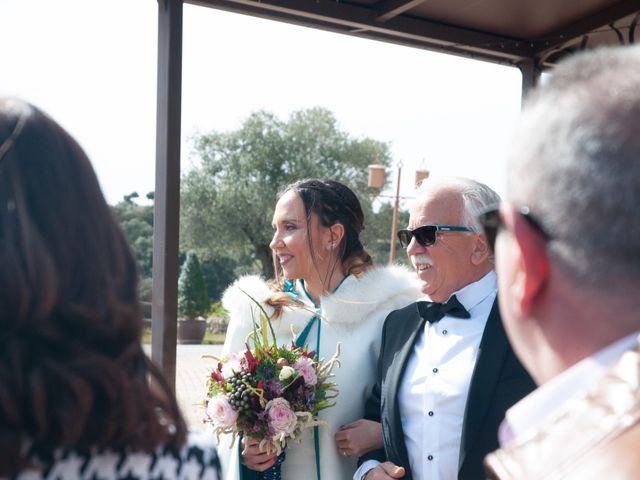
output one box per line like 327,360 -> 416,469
375,0 -> 427,23
188,0 -> 535,62
534,0 -> 640,55
152,0 -> 183,390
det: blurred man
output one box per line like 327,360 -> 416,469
356,177 -> 535,480
482,45 -> 640,479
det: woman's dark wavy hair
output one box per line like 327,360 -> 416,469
0,99 -> 186,476
269,179 -> 373,313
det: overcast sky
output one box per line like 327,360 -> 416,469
2,0 -> 523,205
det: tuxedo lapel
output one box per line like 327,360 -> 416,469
381,303 -> 426,478
458,299 -> 509,472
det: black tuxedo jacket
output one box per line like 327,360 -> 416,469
361,299 -> 535,480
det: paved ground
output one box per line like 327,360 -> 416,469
144,344 -> 223,431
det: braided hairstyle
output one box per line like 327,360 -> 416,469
268,179 -> 373,315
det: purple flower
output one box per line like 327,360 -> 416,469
264,378 -> 282,397
293,356 -> 317,386
305,391 -> 316,410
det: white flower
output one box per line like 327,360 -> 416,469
279,365 -> 295,381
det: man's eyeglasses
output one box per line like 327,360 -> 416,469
397,225 -> 473,248
477,205 -> 550,252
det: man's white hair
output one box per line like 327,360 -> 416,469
417,176 -> 501,230
508,45 -> 640,290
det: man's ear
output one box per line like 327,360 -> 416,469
470,232 -> 490,265
508,210 -> 549,315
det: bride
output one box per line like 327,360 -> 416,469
217,178 -> 420,479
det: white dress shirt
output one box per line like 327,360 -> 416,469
499,331 -> 640,447
355,271 -> 497,480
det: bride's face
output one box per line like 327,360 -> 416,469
269,190 -> 331,281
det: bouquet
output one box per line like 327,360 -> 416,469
204,291 -> 340,479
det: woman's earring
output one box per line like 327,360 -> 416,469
326,242 -> 334,250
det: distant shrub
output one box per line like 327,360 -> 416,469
178,252 -> 209,320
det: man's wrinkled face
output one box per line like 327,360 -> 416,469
406,187 -> 478,302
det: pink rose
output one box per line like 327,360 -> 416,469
206,395 -> 238,429
266,398 -> 297,436
293,356 -> 317,386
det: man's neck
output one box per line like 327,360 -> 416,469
535,276 -> 640,383
441,264 -> 494,302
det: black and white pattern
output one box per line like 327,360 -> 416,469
15,433 -> 221,480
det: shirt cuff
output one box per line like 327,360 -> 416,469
353,460 -> 381,480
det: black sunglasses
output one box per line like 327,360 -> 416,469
477,205 -> 550,252
397,225 -> 473,248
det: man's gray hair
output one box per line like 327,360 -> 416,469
508,45 -> 640,289
418,176 -> 501,230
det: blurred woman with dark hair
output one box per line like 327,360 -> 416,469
219,178 -> 420,479
0,98 -> 220,479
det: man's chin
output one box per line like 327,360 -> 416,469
419,282 -> 434,297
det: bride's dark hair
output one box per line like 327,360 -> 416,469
0,99 -> 186,476
267,178 -> 373,316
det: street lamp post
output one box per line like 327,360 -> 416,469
368,163 -> 430,264
389,166 -> 402,263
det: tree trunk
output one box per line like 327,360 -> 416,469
255,243 -> 274,280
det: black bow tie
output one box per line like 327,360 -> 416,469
417,295 -> 470,324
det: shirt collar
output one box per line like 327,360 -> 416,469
447,270 -> 497,313
501,331 -> 640,446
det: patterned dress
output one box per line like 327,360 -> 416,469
14,433 -> 221,480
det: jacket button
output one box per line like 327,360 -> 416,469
428,411 -> 434,416
428,455 -> 434,461
432,367 -> 438,373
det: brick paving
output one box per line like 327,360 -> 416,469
145,344 -> 223,431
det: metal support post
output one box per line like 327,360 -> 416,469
519,58 -> 541,105
152,0 -> 183,390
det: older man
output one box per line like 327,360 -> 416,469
356,177 -> 535,480
482,45 -> 640,479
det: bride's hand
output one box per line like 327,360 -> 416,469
334,419 -> 384,457
241,437 -> 278,471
